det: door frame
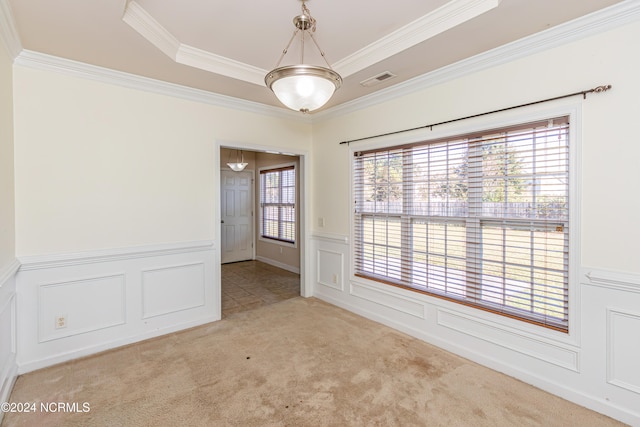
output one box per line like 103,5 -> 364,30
215,140 -> 312,318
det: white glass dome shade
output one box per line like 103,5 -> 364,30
265,65 -> 342,113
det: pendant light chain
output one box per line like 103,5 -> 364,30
301,1 -> 316,32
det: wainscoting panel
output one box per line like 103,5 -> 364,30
607,308 -> 640,394
142,263 -> 205,319
317,249 -> 344,291
437,308 -> 578,371
38,274 -> 126,342
580,269 -> 640,423
312,233 -> 640,425
17,241 -> 218,373
0,260 -> 19,412
351,282 -> 425,319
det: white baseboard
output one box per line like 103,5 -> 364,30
255,256 -> 300,274
18,314 -> 218,374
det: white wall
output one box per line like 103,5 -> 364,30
12,65 -> 311,371
310,17 -> 640,426
0,27 -> 18,415
13,68 -> 311,256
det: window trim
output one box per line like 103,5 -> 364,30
258,162 -> 297,247
349,105 -> 581,338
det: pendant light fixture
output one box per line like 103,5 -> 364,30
265,1 -> 342,114
227,149 -> 248,172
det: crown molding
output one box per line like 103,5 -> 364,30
335,0 -> 500,78
123,0 -> 266,86
121,0 -> 180,59
176,44 -> 265,87
317,0 -> 640,121
0,0 -> 22,58
13,49 -> 308,121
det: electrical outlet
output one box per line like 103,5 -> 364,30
332,274 -> 338,284
318,217 -> 325,228
55,314 -> 67,329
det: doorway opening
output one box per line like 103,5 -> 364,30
219,146 -> 304,317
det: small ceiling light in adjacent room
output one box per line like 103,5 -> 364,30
265,0 -> 342,113
227,150 -> 248,172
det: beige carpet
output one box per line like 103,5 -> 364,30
2,297 -> 624,426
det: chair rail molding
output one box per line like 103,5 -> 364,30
19,240 -> 215,271
311,232 -> 349,245
583,267 -> 640,293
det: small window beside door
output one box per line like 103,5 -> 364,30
259,165 -> 296,244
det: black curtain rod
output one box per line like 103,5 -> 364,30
339,84 -> 612,145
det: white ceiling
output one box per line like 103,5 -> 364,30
6,0 -> 625,112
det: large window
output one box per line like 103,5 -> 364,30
260,166 -> 296,244
353,117 -> 570,331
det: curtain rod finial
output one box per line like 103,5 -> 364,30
594,84 -> 612,93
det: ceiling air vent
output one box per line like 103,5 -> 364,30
360,71 -> 397,87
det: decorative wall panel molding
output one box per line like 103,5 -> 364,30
580,269 -> 640,425
607,308 -> 640,394
351,281 -> 426,319
317,249 -> 344,291
437,308 -> 579,371
38,274 -> 126,342
142,263 -> 205,319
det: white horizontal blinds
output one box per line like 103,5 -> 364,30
353,117 -> 570,330
260,166 -> 296,243
354,149 -> 404,281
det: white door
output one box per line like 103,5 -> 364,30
220,170 -> 254,263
